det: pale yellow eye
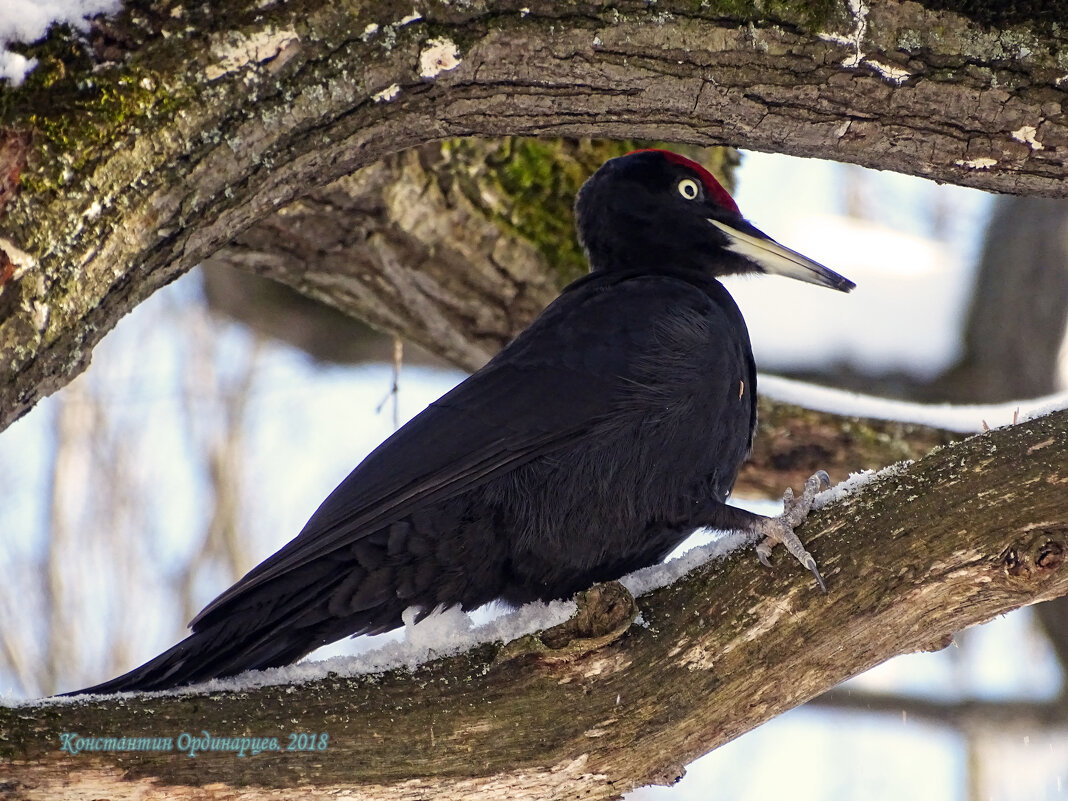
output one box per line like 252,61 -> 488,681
678,178 -> 700,200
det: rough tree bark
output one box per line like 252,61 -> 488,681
1,0 -> 1067,432
3,406 -> 1067,799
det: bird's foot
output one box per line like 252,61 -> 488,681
754,470 -> 830,592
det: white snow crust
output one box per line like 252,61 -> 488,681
760,373 -> 1068,433
1,0 -> 121,84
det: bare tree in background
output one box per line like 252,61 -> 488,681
938,196 -> 1068,403
0,287 -> 262,697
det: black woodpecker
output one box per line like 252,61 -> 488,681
70,149 -> 854,694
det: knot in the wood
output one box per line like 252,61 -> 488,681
1002,531 -> 1067,581
496,581 -> 639,665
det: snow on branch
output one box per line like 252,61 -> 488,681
4,406 -> 1067,800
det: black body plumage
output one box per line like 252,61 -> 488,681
71,150 -> 853,694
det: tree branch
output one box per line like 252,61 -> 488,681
813,687 -> 1068,730
2,0 -> 1067,431
4,407 -> 1066,799
740,394 -> 959,498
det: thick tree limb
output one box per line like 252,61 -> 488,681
2,0 -> 1067,432
3,407 -> 1066,800
199,139 -> 737,371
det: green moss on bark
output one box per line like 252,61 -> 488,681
441,137 -> 739,289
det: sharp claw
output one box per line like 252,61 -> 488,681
756,536 -> 775,568
754,470 -> 831,592
805,555 -> 827,593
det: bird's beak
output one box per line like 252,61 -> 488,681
708,219 -> 855,293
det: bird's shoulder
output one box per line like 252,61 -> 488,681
498,268 -> 746,372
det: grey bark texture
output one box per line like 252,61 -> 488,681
2,0 -> 1068,431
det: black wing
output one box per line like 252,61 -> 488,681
191,270 -> 734,626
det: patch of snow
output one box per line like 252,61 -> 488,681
419,37 -> 461,79
0,50 -> 36,85
398,10 -> 422,26
955,157 -> 998,169
372,82 -> 401,102
759,373 -> 1068,433
1011,125 -> 1044,151
400,604 -> 472,650
619,531 -> 754,598
30,596 -> 578,704
812,465 -> 905,510
0,0 -> 122,85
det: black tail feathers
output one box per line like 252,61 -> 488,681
63,618 -> 320,695
62,566 -> 408,695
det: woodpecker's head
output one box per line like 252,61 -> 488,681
575,149 -> 855,292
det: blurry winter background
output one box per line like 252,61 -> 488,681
3,144 -> 1068,799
